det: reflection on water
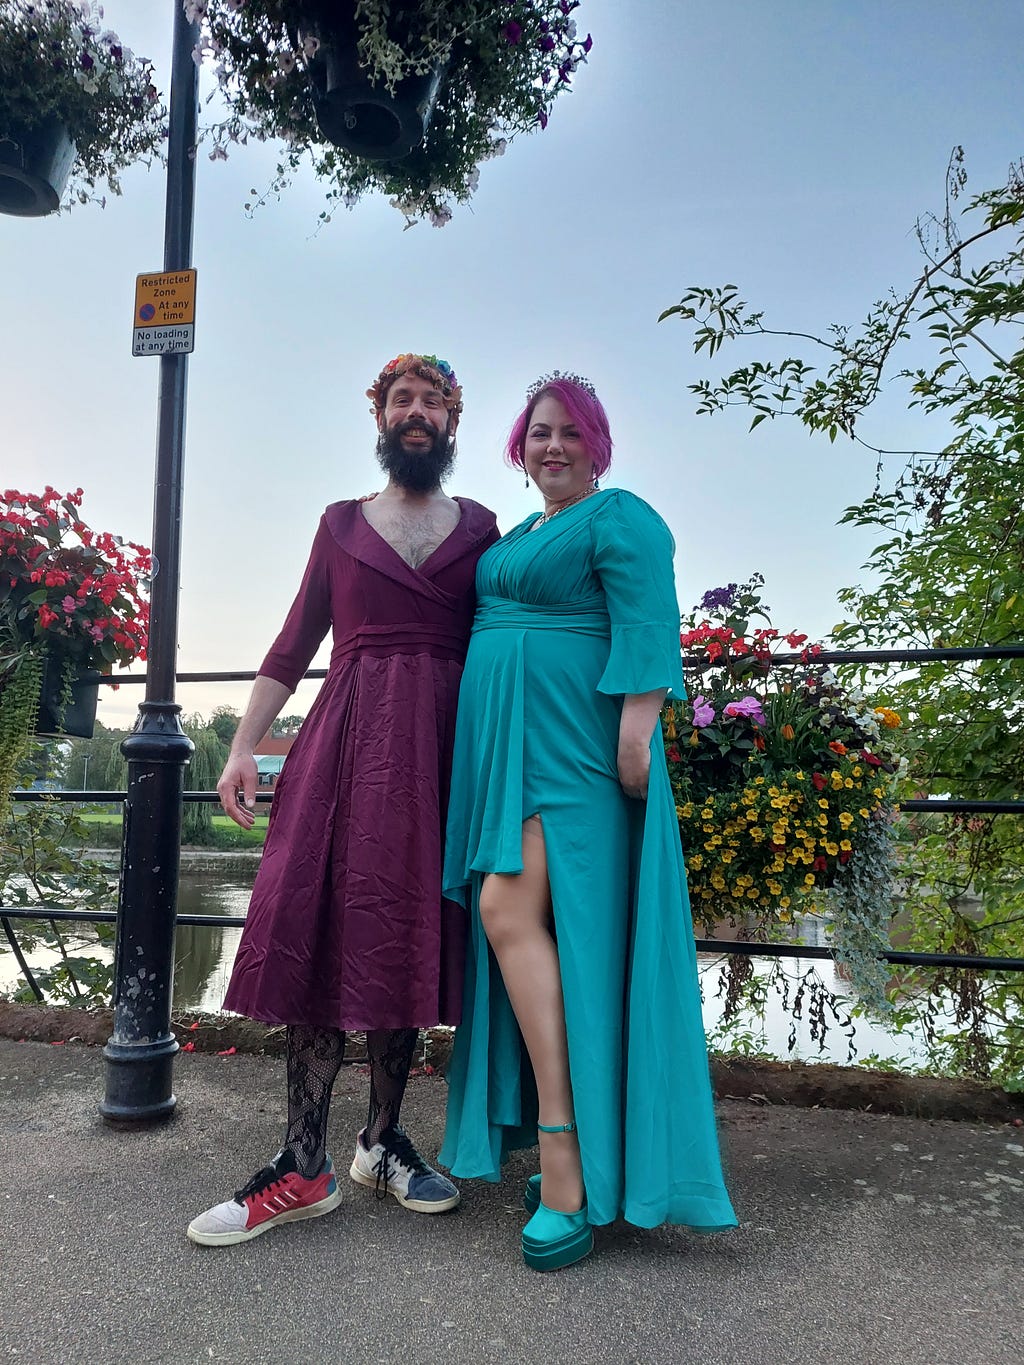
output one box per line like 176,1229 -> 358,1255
173,871 -> 252,1015
2,863 -> 925,1066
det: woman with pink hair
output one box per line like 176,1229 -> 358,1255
439,374 -> 736,1271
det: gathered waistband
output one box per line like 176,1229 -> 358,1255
332,622 -> 469,664
473,594 -> 610,637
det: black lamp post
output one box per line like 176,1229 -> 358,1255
100,1 -> 199,1123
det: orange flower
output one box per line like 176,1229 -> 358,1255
781,724 -> 795,741
828,741 -> 847,755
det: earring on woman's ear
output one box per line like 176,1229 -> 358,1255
593,467 -> 600,490
525,471 -> 530,488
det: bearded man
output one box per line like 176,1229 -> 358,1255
187,354 -> 499,1246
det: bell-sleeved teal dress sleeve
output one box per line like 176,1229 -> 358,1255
591,491 -> 687,699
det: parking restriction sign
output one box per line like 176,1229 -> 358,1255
132,269 -> 197,356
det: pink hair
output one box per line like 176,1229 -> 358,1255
505,379 -> 614,477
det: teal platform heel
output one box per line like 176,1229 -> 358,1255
521,1121 -> 592,1272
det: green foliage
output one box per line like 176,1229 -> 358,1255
181,715 -> 230,847
661,151 -> 1024,1085
0,796 -> 116,1005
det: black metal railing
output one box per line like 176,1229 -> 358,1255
4,647 -> 1024,976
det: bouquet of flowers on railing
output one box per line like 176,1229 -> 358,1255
664,574 -> 904,1010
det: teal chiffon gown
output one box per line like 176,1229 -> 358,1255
438,489 -> 737,1231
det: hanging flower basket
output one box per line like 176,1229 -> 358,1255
664,574 -> 906,1012
0,1 -> 166,216
192,0 -> 593,226
308,40 -> 447,161
0,118 -> 77,217
35,655 -> 99,739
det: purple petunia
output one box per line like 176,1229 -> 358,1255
691,695 -> 715,728
502,20 -> 522,44
724,696 -> 767,727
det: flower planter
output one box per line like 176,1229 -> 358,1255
0,119 -> 77,218
35,657 -> 99,740
308,40 -> 446,160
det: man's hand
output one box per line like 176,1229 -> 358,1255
218,751 -> 258,828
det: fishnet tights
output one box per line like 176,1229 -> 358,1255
283,1024 -> 419,1176
284,1024 -> 346,1179
364,1027 -> 418,1147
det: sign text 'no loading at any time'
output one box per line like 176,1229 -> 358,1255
132,269 -> 196,356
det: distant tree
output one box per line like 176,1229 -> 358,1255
181,714 -> 229,845
64,722 -> 130,790
210,704 -> 241,749
271,714 -> 306,737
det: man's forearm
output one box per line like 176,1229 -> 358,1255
231,676 -> 294,754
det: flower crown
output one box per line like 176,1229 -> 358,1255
526,370 -> 597,400
367,353 -> 463,413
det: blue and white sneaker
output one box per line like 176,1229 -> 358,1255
349,1125 -> 460,1214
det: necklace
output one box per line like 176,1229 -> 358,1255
534,486 -> 597,528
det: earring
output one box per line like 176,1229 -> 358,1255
593,468 -> 600,490
525,471 -> 530,488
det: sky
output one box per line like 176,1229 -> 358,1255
3,0 -> 1022,730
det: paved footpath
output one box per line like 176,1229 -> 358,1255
1,1038 -> 1021,1365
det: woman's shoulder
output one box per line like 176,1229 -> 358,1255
592,487 -> 673,536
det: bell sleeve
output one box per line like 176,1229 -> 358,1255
592,491 -> 686,699
258,515 -> 333,692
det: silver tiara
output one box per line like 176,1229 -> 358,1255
526,370 -> 597,400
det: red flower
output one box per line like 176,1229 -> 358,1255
812,856 -> 828,871
666,746 -> 682,762
811,772 -> 827,791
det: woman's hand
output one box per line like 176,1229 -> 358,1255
617,688 -> 669,800
617,735 -> 651,800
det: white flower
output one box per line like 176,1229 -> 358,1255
464,167 -> 480,193
301,35 -> 320,59
428,204 -> 453,228
276,50 -> 296,75
183,0 -> 208,22
208,144 -> 228,161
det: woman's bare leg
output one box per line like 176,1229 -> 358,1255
478,816 -> 584,1213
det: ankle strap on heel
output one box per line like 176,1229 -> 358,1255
537,1120 -> 577,1134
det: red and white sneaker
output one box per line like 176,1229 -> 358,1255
187,1148 -> 341,1247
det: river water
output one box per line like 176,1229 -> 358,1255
1,860 -> 924,1067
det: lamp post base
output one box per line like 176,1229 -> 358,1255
100,1036 -> 179,1124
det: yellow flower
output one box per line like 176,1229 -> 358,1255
721,850 -> 735,863
689,729 -> 700,746
746,887 -> 760,899
746,809 -> 759,822
803,873 -> 816,886
767,880 -> 783,896
840,839 -> 852,851
859,808 -> 869,819
875,707 -> 901,728
852,765 -> 862,777
844,777 -> 854,788
664,714 -> 677,740
689,853 -> 704,870
780,895 -> 791,909
818,798 -> 829,809
701,808 -> 713,820
711,874 -> 726,890
824,841 -> 839,856
778,908 -> 792,923
838,811 -> 854,829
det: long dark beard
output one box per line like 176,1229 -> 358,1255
376,419 -> 456,492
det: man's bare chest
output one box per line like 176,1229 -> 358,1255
363,503 -> 460,569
